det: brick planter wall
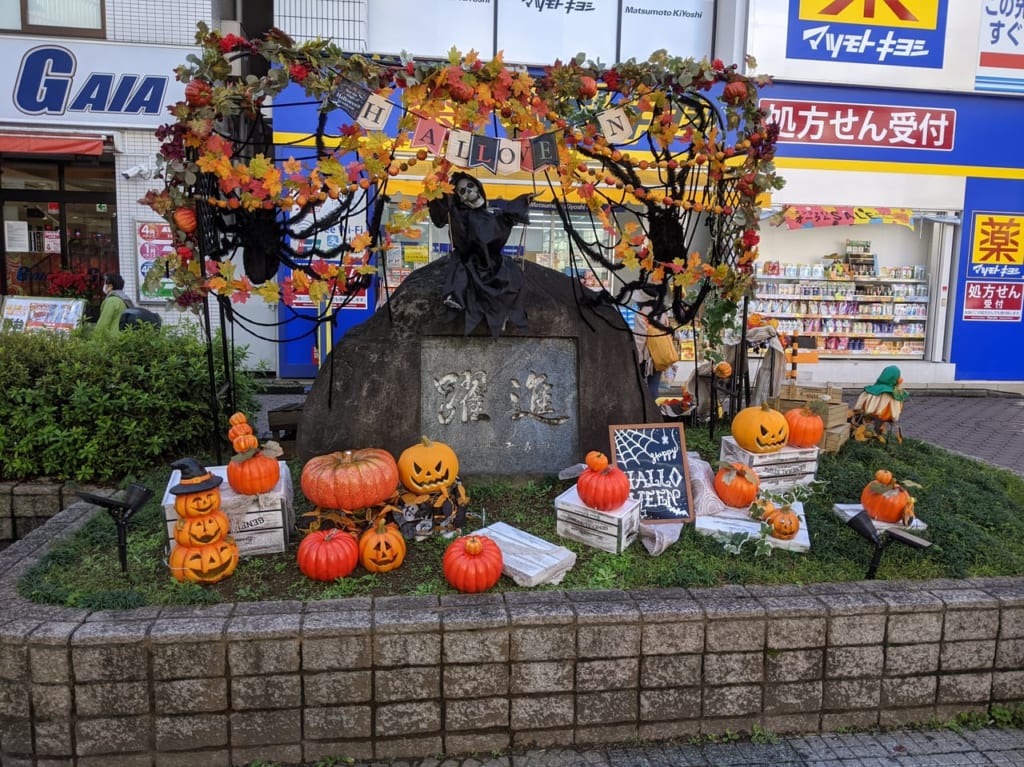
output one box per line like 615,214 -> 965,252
1,502 -> 1022,766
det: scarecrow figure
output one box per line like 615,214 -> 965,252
851,365 -> 909,443
427,171 -> 535,337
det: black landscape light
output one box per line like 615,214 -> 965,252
77,483 -> 154,574
846,509 -> 932,579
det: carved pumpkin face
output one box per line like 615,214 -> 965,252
398,437 -> 459,493
174,488 -> 221,518
173,510 -> 231,546
770,507 -> 801,540
168,538 -> 238,583
358,518 -> 407,573
731,404 -> 790,454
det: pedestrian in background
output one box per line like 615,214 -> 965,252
92,273 -> 134,339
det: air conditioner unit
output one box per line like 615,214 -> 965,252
221,20 -> 246,78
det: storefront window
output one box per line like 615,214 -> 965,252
1,159 -> 116,297
1,0 -> 105,36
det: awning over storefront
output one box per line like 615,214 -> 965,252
0,132 -> 106,156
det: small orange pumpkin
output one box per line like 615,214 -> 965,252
731,403 -> 789,453
297,528 -> 359,581
769,505 -> 801,540
173,207 -> 197,234
228,412 -> 249,426
228,422 -> 254,442
784,404 -> 825,448
714,361 -> 733,379
443,535 -> 504,593
227,450 -> 280,495
585,450 -> 609,472
358,517 -> 406,573
232,433 -> 259,453
713,462 -> 760,508
861,476 -> 912,524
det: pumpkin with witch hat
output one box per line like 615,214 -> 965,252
167,457 -> 239,584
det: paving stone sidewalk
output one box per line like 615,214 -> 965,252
311,727 -> 1024,766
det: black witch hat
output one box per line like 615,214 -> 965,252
168,457 -> 223,494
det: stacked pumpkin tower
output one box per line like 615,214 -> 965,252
167,457 -> 239,584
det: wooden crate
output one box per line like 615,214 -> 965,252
696,501 -> 811,553
162,463 -> 294,557
773,383 -> 847,430
720,436 -> 819,493
771,397 -> 850,430
820,423 -> 851,454
778,383 -> 843,402
554,486 -> 640,554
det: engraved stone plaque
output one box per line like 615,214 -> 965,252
420,337 -> 578,474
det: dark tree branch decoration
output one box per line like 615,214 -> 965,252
141,22 -> 784,350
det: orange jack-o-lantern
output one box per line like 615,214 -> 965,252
358,517 -> 407,573
174,489 -> 221,518
168,538 -> 239,583
731,403 -> 790,454
173,510 -> 232,547
769,505 -> 801,540
397,436 -> 459,494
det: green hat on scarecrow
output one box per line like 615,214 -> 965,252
863,365 -> 908,401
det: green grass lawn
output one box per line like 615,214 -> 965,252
18,426 -> 1024,609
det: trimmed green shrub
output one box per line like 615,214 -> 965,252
0,323 -> 259,482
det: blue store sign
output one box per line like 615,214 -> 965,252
785,0 -> 948,69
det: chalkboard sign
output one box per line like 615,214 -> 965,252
609,423 -> 693,524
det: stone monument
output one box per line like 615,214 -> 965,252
297,257 -> 659,476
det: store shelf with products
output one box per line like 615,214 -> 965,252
754,242 -> 930,358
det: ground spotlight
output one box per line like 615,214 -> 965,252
77,483 -> 154,574
845,509 -> 932,579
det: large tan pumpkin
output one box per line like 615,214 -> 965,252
300,449 -> 399,510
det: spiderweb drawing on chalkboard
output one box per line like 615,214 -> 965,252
613,427 -> 681,466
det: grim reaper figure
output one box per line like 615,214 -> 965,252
427,172 -> 534,337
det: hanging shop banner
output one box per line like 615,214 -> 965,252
772,205 -> 915,230
136,221 -> 176,303
966,212 -> 1024,282
1,35 -> 190,130
976,1 -> 1024,93
785,0 -> 948,69
615,0 -> 714,62
1,296 -> 85,334
762,99 -> 955,151
368,0 -> 713,65
962,281 -> 1024,321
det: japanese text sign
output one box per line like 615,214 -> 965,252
762,98 -> 955,150
962,280 -> 1024,321
967,212 -> 1024,281
786,0 -> 948,69
976,1 -> 1024,92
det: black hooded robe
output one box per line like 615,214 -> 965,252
428,185 -> 532,337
